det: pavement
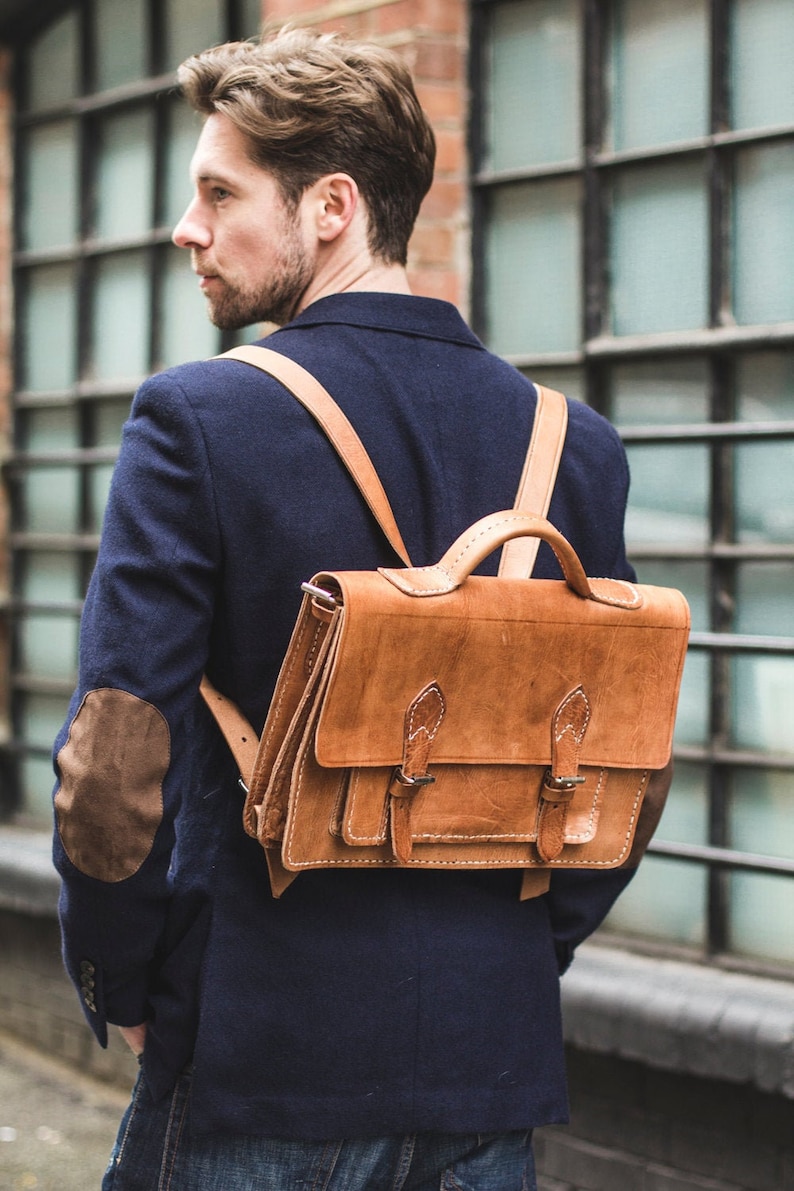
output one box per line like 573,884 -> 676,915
0,1032 -> 130,1191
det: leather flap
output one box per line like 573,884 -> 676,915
311,570 -> 690,771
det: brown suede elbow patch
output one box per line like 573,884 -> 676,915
55,688 -> 170,882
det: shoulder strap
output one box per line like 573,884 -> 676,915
218,345 -> 567,580
498,384 -> 568,579
218,345 -> 413,567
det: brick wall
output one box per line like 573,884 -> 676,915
262,0 -> 471,313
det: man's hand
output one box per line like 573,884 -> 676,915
119,1023 -> 148,1056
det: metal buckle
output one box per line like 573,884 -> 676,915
544,772 -> 586,791
238,776 -> 249,795
301,582 -> 339,609
393,768 -> 436,788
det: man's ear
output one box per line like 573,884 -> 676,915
306,173 -> 359,243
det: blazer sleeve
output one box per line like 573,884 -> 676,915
52,371 -> 221,1045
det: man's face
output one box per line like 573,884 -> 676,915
172,113 -> 314,330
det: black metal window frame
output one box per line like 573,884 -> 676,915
470,0 -> 794,971
1,0 -> 255,819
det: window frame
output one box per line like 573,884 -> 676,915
471,0 -> 794,974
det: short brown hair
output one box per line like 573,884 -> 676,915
177,27 -> 436,266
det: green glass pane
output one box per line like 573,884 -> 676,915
728,872 -> 794,966
672,650 -> 709,748
485,178 -> 581,356
633,560 -> 708,633
95,0 -> 148,91
604,762 -> 708,946
18,612 -> 79,679
729,877 -> 794,967
21,756 -> 63,823
523,367 -> 584,404
735,441 -> 794,543
733,144 -> 794,326
89,465 -> 115,533
623,444 -> 709,548
164,0 -> 224,73
732,655 -> 794,754
20,551 -> 81,602
21,265 -> 78,391
159,246 -> 221,368
611,160 -> 708,335
731,0 -> 794,132
484,0 -> 581,171
95,398 -> 130,447
735,562 -> 794,638
92,252 -> 150,380
729,769 -> 794,965
21,468 -> 80,533
163,99 -> 203,228
24,407 -> 78,451
26,11 -> 79,112
95,109 -> 154,241
610,0 -> 709,150
21,122 -> 78,251
20,692 -> 73,750
737,351 -> 794,420
240,0 -> 262,37
611,359 -> 709,425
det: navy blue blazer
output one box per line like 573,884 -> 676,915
53,294 -> 636,1138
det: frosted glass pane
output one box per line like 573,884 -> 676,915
524,367 -> 584,404
731,0 -> 794,131
611,359 -> 709,425
624,444 -> 709,548
92,253 -> 150,380
485,0 -> 581,171
21,468 -> 80,534
21,266 -> 78,391
160,247 -> 221,368
95,109 -> 154,241
18,613 -> 79,679
737,351 -> 794,420
21,756 -> 63,823
732,656 -> 794,754
163,99 -> 203,228
95,0 -> 148,90
729,770 -> 794,963
25,407 -> 78,451
95,398 -> 130,447
21,692 -> 72,751
611,161 -> 708,335
164,0 -> 224,72
26,11 -> 79,112
633,560 -> 708,634
610,0 -> 709,150
485,179 -> 581,356
240,0 -> 262,37
729,872 -> 794,965
735,442 -> 794,543
21,552 -> 81,602
672,650 -> 709,748
604,762 -> 708,946
735,563 -> 794,637
733,144 -> 794,326
22,122 -> 79,251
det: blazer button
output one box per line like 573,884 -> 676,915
83,988 -> 97,1012
80,960 -> 96,976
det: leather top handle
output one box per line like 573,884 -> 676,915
379,510 -> 643,609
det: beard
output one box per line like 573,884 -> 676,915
196,220 -> 314,331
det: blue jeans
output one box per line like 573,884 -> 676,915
103,1066 -> 537,1190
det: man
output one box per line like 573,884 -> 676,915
53,27 -> 649,1190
